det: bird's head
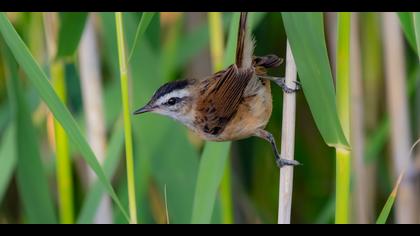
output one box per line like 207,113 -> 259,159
133,79 -> 197,125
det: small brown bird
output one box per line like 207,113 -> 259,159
134,12 -> 300,168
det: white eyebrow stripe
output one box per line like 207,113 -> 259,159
157,90 -> 189,104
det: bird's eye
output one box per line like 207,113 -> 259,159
166,97 -> 178,106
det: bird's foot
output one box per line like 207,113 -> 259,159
276,158 -> 301,168
258,75 -> 301,93
274,78 -> 301,94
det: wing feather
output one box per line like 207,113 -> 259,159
196,64 -> 254,135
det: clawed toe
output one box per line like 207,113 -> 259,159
282,81 -> 301,93
276,158 -> 301,168
293,81 -> 301,90
274,79 -> 301,93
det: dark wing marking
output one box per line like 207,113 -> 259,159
196,64 -> 253,135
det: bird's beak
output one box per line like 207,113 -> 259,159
133,104 -> 155,115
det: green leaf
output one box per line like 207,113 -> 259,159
376,172 -> 404,224
0,12 -> 129,222
128,12 -> 156,62
3,45 -> 57,223
0,103 -> 10,133
191,142 -> 230,224
56,12 -> 88,59
397,12 -> 417,53
0,125 -> 16,204
376,193 -> 396,224
282,12 -> 350,149
413,12 -> 420,60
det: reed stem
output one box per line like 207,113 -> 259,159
79,14 -> 112,224
335,12 -> 351,224
115,12 -> 137,224
51,61 -> 75,224
381,12 -> 417,224
278,40 -> 298,224
350,13 -> 371,224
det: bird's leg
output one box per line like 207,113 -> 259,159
258,75 -> 300,93
253,129 -> 300,168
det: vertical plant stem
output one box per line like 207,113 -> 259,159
381,12 -> 417,224
360,12 -> 382,223
51,62 -> 74,224
209,12 -> 224,72
350,13 -> 369,224
79,14 -> 113,224
208,12 -> 234,225
325,12 -> 337,78
335,12 -> 351,224
43,12 -> 74,224
278,41 -> 297,224
115,12 -> 137,224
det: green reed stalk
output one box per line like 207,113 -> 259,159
51,62 -> 74,224
335,12 -> 351,224
115,12 -> 137,224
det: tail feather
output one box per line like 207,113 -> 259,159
235,12 -> 254,69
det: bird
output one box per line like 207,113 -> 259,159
133,12 -> 300,168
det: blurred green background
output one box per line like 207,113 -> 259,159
0,12 -> 419,224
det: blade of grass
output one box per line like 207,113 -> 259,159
56,12 -> 88,59
0,12 -> 130,222
281,12 -> 350,149
335,12 -> 351,224
3,45 -> 58,224
376,138 -> 420,224
0,103 -> 10,133
191,142 -> 231,224
376,171 -> 403,224
191,12 -> 240,224
115,12 -> 137,224
0,125 -> 16,204
128,12 -> 156,62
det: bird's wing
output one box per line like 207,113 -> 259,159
196,64 -> 253,135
